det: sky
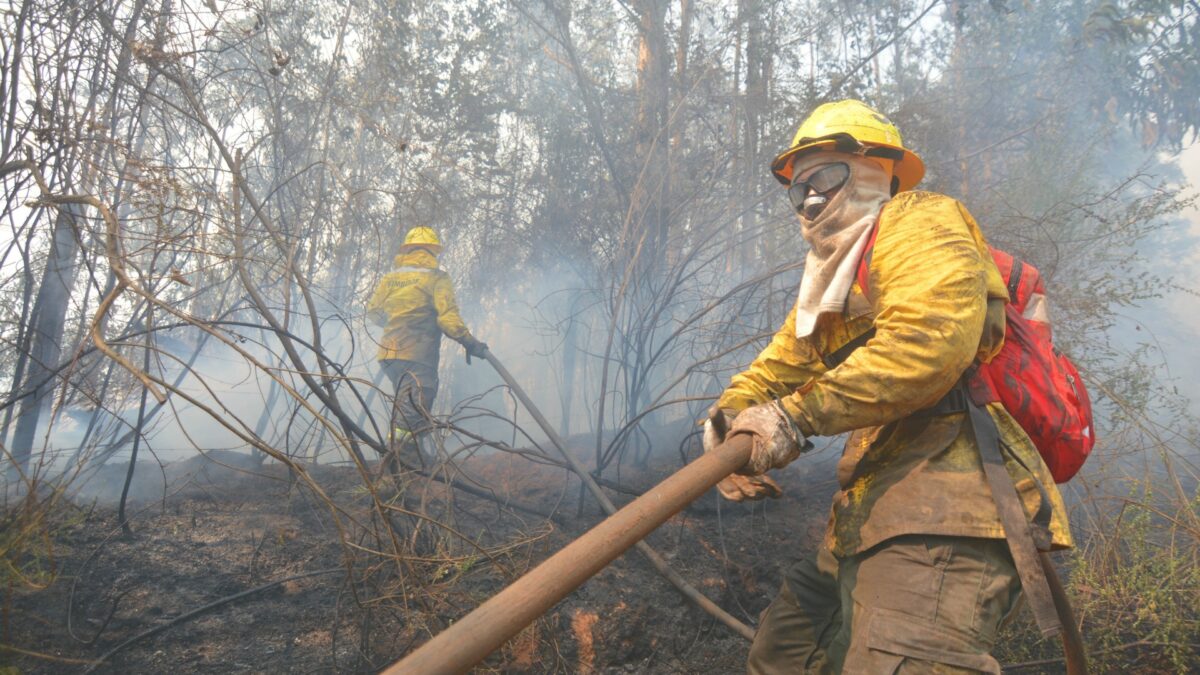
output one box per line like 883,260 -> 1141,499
1164,142 -> 1199,389
1125,142 -> 1200,418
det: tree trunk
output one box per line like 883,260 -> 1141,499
631,0 -> 672,262
558,290 -> 581,438
740,0 -> 766,264
118,304 -> 154,534
7,0 -> 151,480
672,0 -> 693,153
8,205 -> 82,477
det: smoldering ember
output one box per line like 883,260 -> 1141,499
2,2 -> 1198,674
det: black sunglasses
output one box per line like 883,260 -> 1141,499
787,162 -> 849,214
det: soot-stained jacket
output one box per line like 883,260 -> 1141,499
718,191 -> 1071,557
366,250 -> 474,368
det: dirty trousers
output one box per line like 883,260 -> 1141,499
747,535 -> 1021,674
380,359 -> 439,468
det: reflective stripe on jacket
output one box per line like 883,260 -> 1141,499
366,250 -> 472,366
718,191 -> 1071,557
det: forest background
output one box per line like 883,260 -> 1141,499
2,0 -> 1199,672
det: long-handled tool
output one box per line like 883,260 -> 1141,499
383,430 -> 753,674
379,350 -> 755,674
480,350 -> 753,640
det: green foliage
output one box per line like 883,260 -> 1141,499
0,487 -> 78,593
1083,0 -> 1200,149
996,482 -> 1200,672
432,553 -> 479,584
1075,486 -> 1200,671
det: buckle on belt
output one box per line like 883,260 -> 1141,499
939,386 -> 969,414
913,384 -> 970,418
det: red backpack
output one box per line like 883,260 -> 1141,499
856,231 -> 1095,483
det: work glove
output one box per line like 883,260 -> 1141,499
728,400 -> 806,476
703,405 -> 783,502
460,335 -> 489,364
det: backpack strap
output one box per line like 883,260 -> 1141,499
854,220 -> 881,298
963,386 -> 1062,638
821,327 -> 876,370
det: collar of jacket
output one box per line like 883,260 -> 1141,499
394,249 -> 439,269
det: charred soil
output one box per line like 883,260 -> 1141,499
9,444 -> 1187,674
5,444 -> 839,674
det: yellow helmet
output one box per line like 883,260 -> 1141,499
770,99 -> 925,192
399,226 -> 442,254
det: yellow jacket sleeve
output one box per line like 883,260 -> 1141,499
784,192 -> 998,436
365,279 -> 390,327
717,306 -> 826,413
431,272 -> 472,341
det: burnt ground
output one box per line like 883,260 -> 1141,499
5,440 -> 845,674
8,439 -> 1178,674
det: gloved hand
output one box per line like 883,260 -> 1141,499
728,400 -> 806,476
703,405 -> 783,501
460,335 -> 489,363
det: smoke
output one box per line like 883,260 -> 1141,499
20,310 -> 383,502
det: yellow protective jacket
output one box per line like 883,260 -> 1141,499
366,250 -> 474,366
718,191 -> 1071,557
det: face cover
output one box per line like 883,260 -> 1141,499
789,154 -> 893,337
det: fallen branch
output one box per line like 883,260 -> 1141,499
82,567 -> 342,674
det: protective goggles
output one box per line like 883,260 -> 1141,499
787,162 -> 849,213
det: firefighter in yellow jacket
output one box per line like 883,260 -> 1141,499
704,101 -> 1071,673
367,226 -> 487,467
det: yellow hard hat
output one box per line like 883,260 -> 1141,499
770,99 -> 925,192
399,226 -> 442,253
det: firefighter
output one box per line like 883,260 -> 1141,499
367,226 -> 487,468
703,100 -> 1071,673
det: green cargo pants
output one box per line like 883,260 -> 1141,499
747,535 -> 1021,674
380,358 -> 439,469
